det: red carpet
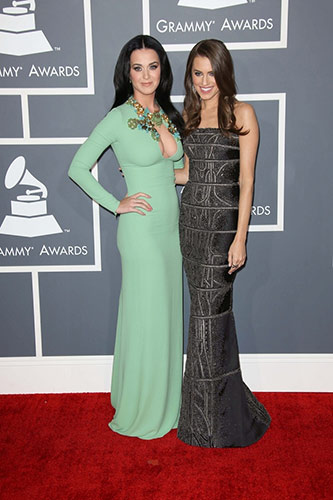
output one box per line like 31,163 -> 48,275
0,393 -> 332,500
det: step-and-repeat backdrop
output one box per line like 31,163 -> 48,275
0,1 -> 331,386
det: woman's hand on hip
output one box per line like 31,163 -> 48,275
228,238 -> 246,275
116,193 -> 152,216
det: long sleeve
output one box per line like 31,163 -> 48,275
68,108 -> 121,214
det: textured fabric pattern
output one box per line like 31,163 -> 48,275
178,129 -> 271,447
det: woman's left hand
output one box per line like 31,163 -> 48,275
228,238 -> 246,275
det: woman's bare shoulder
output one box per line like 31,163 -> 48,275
234,100 -> 257,128
234,100 -> 256,119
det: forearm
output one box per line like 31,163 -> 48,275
69,155 -> 120,214
234,181 -> 253,242
174,167 -> 188,185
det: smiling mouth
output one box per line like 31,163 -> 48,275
200,86 -> 214,93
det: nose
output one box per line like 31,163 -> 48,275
143,68 -> 150,80
202,73 -> 208,85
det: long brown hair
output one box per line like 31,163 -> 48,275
184,39 -> 246,137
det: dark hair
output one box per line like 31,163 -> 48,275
184,39 -> 246,137
111,35 -> 184,134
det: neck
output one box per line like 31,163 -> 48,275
133,92 -> 157,112
201,94 -> 219,112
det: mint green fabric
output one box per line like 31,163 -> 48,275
69,102 -> 184,439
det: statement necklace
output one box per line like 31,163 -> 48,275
126,96 -> 180,142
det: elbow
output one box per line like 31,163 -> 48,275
239,180 -> 254,200
239,176 -> 254,192
68,164 -> 77,182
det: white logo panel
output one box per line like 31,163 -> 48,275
143,0 -> 289,51
178,0 -> 256,9
0,0 -> 53,56
0,0 -> 94,95
0,141 -> 101,271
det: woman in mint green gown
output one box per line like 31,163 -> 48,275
69,36 -> 184,439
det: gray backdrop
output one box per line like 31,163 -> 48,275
0,0 -> 332,359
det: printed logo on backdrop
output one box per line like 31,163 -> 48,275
0,155 -> 62,238
244,95 -> 285,231
0,0 -> 94,94
144,0 -> 289,50
0,0 -> 52,56
0,145 -> 101,269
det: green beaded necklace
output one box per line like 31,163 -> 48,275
126,96 -> 180,142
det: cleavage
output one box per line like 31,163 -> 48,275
155,123 -> 177,159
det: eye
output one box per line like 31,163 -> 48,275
193,71 -> 202,77
132,66 -> 142,72
209,72 -> 214,77
149,64 -> 159,70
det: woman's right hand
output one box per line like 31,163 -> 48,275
116,193 -> 152,216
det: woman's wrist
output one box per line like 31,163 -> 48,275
234,232 -> 247,244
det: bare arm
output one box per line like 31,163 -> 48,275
175,154 -> 190,185
228,103 -> 259,274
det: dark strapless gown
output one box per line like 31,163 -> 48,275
178,128 -> 271,448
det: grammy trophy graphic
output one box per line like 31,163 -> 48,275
0,156 -> 62,237
0,0 -> 53,56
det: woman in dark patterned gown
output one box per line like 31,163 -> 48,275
175,39 -> 271,448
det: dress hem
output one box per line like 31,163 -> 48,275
177,419 -> 271,449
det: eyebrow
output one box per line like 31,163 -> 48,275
131,61 -> 160,66
193,68 -> 213,72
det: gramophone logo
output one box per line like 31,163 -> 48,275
178,0 -> 256,8
0,156 -> 62,238
0,0 -> 53,56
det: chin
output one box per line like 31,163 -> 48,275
141,88 -> 157,96
200,94 -> 213,101
199,92 -> 219,102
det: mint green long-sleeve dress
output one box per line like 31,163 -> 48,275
68,101 -> 184,439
